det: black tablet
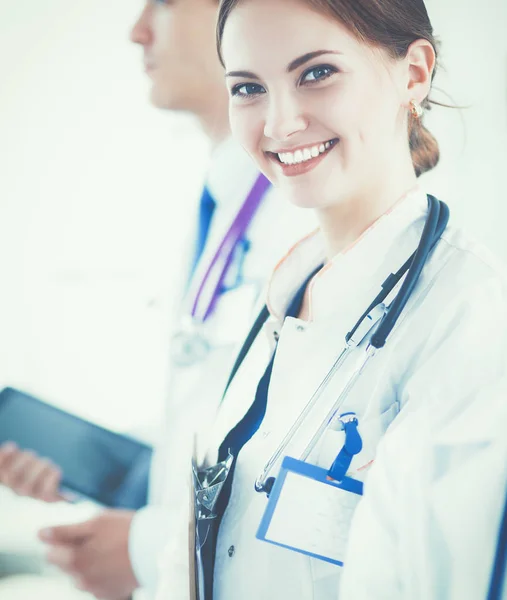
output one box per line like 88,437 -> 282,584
0,387 -> 153,509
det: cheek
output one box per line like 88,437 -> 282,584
330,91 -> 371,136
312,87 -> 350,130
338,77 -> 399,148
314,74 -> 386,138
152,12 -> 185,68
229,105 -> 264,157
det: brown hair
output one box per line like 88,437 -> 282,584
217,0 -> 440,177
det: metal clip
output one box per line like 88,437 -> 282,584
347,304 -> 386,348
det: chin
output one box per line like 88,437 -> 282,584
275,176 -> 329,210
150,87 -> 169,110
149,85 -> 183,112
280,187 -> 320,209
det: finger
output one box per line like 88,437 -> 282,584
46,544 -> 80,574
73,576 -> 89,593
59,489 -> 78,502
3,450 -> 39,492
15,456 -> 48,497
39,519 -> 92,545
34,462 -> 63,502
73,573 -> 99,596
73,575 -> 111,600
0,443 -> 19,476
73,577 -> 107,599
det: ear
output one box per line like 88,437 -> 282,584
404,39 -> 436,106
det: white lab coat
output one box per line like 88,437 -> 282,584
340,370 -> 507,599
128,138 -> 314,596
155,187 -> 507,600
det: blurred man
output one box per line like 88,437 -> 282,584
0,0 -> 310,598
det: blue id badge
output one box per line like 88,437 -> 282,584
256,456 -> 363,566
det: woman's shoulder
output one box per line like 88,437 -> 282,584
436,222 -> 507,291
405,221 -> 507,343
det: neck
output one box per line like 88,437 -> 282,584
316,161 -> 419,261
195,96 -> 231,150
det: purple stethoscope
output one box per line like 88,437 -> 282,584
171,174 -> 271,366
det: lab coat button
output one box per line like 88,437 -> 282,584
296,324 -> 305,332
228,545 -> 235,557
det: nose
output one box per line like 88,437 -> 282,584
130,2 -> 153,46
263,92 -> 308,143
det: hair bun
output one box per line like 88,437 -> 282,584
409,117 -> 440,177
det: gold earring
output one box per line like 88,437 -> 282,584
410,100 -> 423,119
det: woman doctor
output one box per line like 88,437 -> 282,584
155,0 -> 507,599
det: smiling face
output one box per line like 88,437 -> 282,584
221,0 -> 414,209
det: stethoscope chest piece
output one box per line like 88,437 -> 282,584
192,452 -> 234,521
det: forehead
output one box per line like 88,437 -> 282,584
221,0 -> 370,71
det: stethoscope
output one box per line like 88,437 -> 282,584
204,195 -> 449,500
171,174 -> 271,366
191,194 -> 449,600
249,194 -> 450,494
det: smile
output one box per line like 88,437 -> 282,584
266,138 -> 339,177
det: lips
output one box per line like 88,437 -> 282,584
143,54 -> 156,72
265,138 -> 339,177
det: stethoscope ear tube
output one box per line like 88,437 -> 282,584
370,196 -> 449,349
346,197 -> 449,345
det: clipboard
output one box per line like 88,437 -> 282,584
190,439 -> 232,600
256,456 -> 363,566
189,473 -> 198,600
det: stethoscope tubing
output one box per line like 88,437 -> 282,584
371,196 -> 449,348
253,344 -> 350,492
301,198 -> 449,462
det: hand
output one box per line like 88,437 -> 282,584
0,442 -> 65,502
39,510 -> 139,600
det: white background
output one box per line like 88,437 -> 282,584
0,0 -> 506,437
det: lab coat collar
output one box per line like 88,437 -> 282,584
267,187 -> 429,322
206,137 -> 261,212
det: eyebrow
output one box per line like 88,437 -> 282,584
225,50 -> 342,79
287,50 -> 342,72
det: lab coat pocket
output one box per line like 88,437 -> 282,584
309,402 -> 400,594
316,401 -> 399,480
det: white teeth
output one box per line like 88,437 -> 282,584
278,152 -> 291,164
277,140 -> 336,165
